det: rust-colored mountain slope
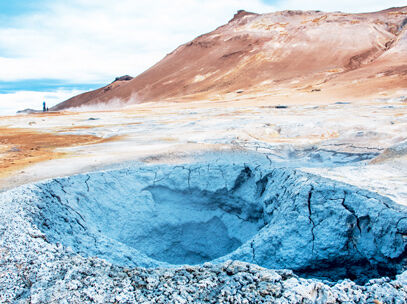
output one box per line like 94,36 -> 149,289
53,7 -> 407,110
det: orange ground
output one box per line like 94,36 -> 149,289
0,127 -> 115,178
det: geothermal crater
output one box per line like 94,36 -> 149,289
29,163 -> 407,284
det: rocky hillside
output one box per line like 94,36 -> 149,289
53,7 -> 407,110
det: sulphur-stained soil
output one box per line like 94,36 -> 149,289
0,94 -> 406,204
0,126 -> 117,179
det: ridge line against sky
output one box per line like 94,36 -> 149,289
0,0 -> 406,114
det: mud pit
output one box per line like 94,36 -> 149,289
26,163 -> 407,284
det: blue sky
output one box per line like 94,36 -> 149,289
0,0 -> 405,114
0,1 -> 40,17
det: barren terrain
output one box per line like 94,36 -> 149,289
1,95 -> 407,205
1,6 -> 407,304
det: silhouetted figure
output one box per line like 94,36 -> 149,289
43,101 -> 46,112
46,107 -> 49,112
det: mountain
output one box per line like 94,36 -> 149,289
52,7 -> 407,110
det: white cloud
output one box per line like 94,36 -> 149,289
0,0 -> 276,114
274,0 -> 406,13
1,0 -> 404,84
0,0 -> 275,84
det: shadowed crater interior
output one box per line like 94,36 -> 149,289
31,164 -> 407,284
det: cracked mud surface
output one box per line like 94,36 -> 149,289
1,162 -> 407,303
1,97 -> 407,302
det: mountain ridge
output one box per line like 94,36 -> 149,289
53,6 -> 407,110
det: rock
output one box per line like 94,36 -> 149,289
114,75 -> 133,82
8,147 -> 21,152
16,108 -> 42,114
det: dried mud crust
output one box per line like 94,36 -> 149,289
1,163 -> 407,303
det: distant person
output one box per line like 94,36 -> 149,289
43,101 -> 46,112
46,107 -> 49,112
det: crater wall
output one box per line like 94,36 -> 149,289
23,163 -> 407,283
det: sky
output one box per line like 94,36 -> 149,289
0,0 -> 406,114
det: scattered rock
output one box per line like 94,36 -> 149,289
229,10 -> 258,23
371,140 -> 407,163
